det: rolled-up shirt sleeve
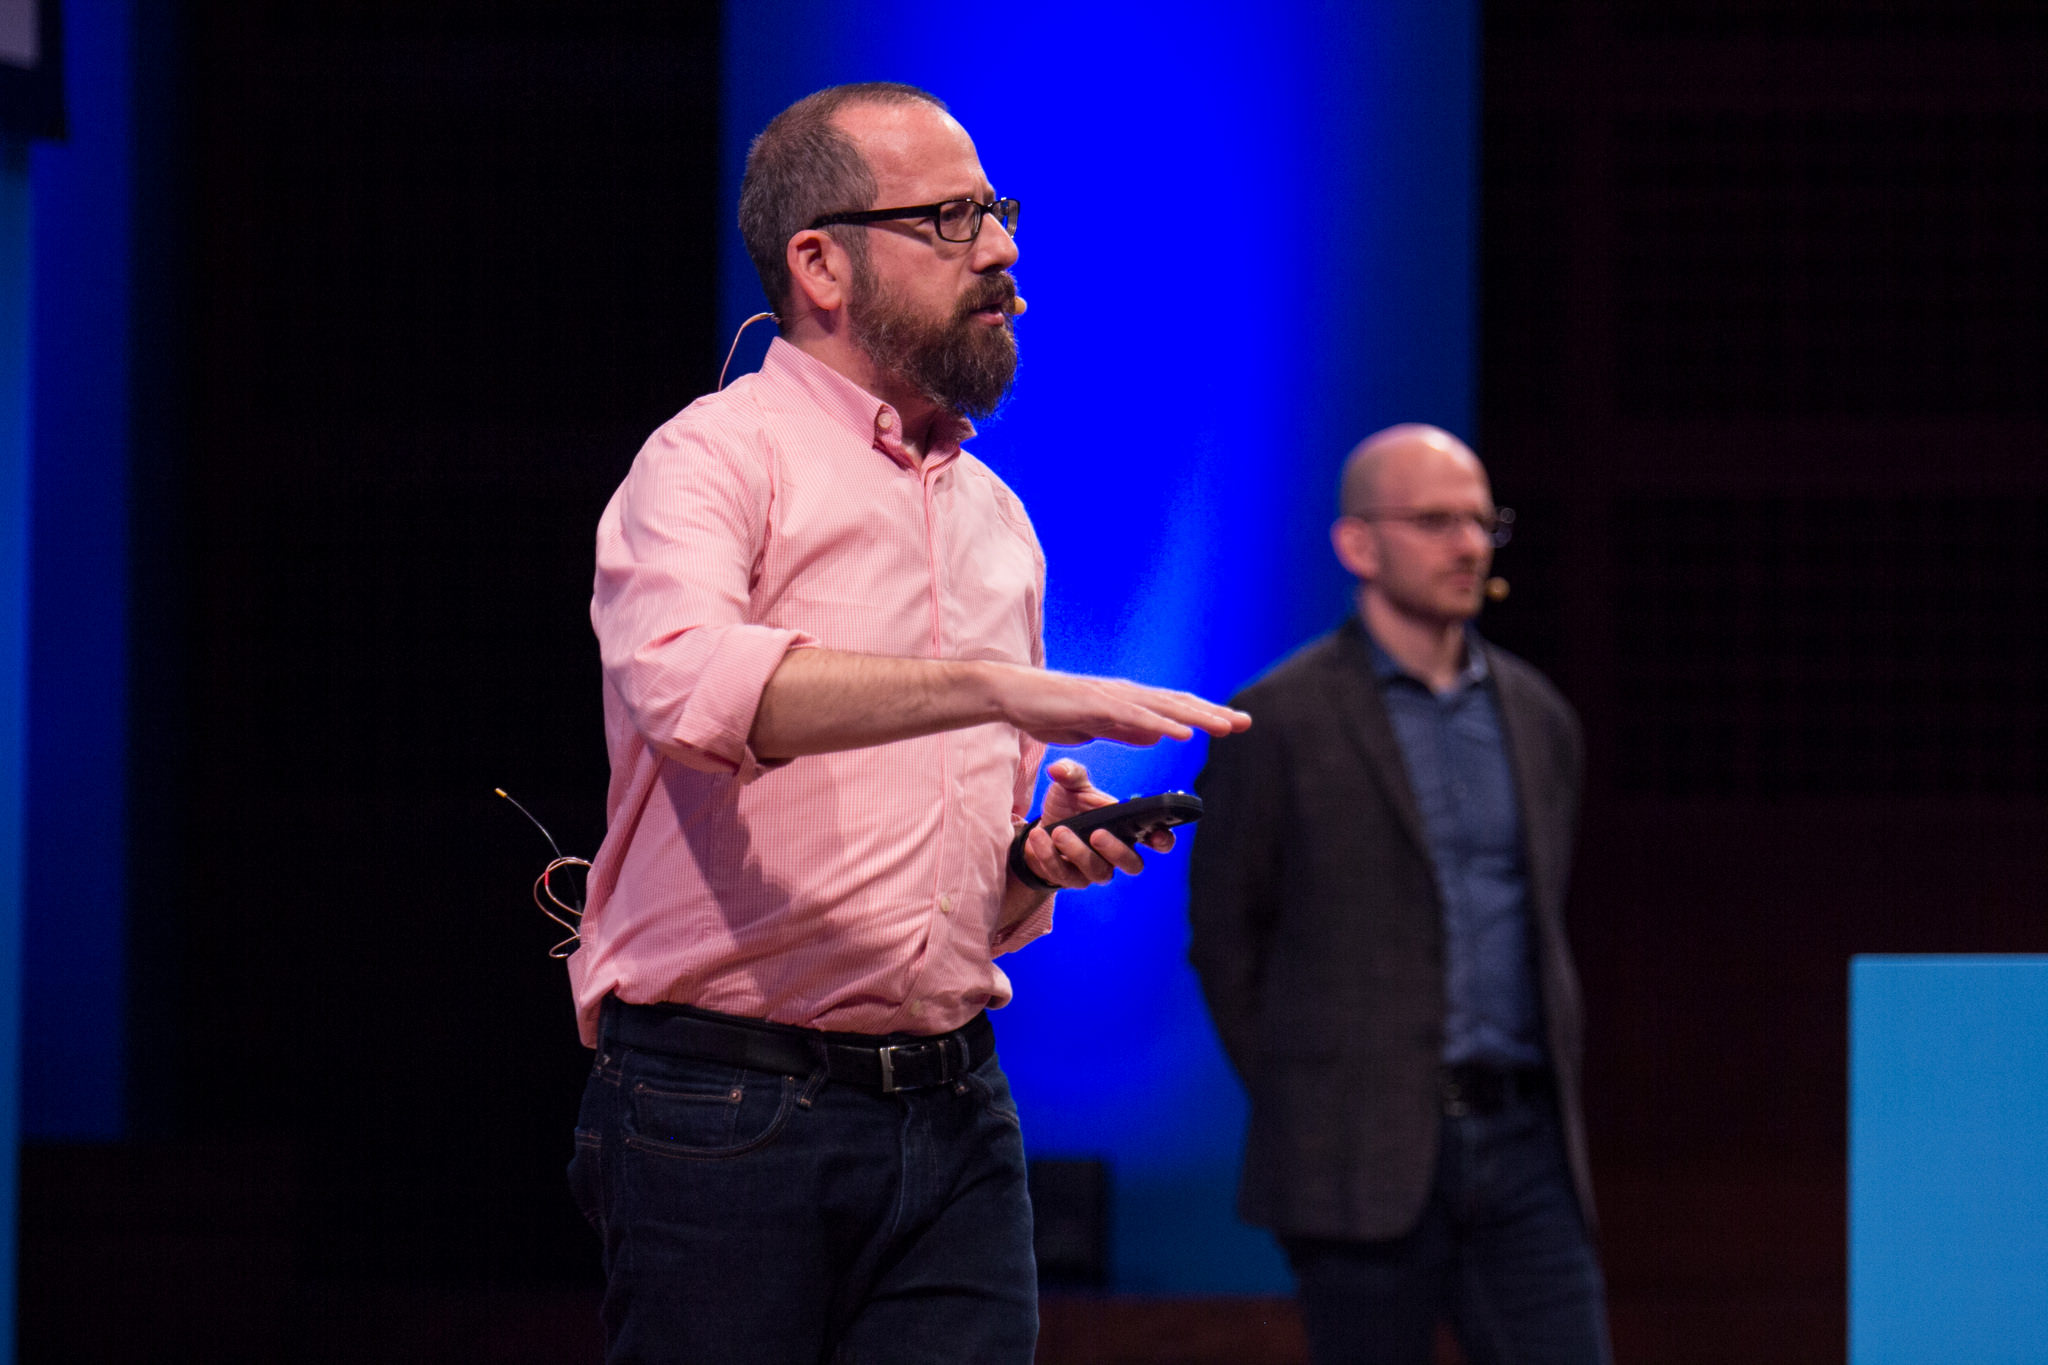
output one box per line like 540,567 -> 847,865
592,408 -> 815,778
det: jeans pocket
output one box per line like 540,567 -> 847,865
959,1054 -> 1022,1130
621,1055 -> 797,1160
567,1127 -> 605,1232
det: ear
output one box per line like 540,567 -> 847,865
785,228 -> 851,317
1331,516 -> 1379,581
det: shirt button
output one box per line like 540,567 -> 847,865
940,894 -> 954,914
908,998 -> 925,1015
877,411 -> 895,429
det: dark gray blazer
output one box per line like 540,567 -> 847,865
1188,616 -> 1593,1241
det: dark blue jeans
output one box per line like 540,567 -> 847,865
567,1006 -> 1038,1365
1283,1091 -> 1611,1365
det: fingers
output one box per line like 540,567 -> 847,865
1024,826 -> 1101,889
1075,696 -> 1195,746
1025,824 -> 1139,888
1047,758 -> 1099,792
1004,666 -> 1251,748
1074,686 -> 1242,747
1036,700 -> 1236,749
1084,828 -> 1147,876
1024,823 -> 1151,889
1022,753 -> 1180,889
1041,759 -> 1121,825
1118,683 -> 1251,739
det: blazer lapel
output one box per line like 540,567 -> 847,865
1322,617 -> 1434,865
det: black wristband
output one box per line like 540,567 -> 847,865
1007,821 -> 1060,893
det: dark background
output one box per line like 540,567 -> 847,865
171,0 -> 719,1286
22,1 -> 2048,1361
1477,1 -> 2048,1357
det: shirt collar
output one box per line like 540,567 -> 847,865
758,336 -> 975,470
1362,619 -> 1491,693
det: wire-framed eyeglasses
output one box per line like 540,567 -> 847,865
1354,506 -> 1515,548
809,197 -> 1020,244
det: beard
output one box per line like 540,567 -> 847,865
1384,561 -> 1487,626
848,265 -> 1019,421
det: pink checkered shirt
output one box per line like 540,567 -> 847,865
568,338 -> 1053,1046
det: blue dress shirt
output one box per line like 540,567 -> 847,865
1365,627 -> 1545,1069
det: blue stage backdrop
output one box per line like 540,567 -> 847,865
21,0 -> 133,1142
2,142 -> 35,1365
720,2 -> 1477,1290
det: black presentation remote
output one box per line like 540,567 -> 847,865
1042,791 -> 1204,846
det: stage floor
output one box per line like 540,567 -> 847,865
20,1143 -> 1841,1363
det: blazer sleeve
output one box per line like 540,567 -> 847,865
1187,702 -> 1291,1085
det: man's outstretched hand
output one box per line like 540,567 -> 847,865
750,652 -> 1249,763
992,664 -> 1250,748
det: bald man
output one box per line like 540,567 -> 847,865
1189,426 -> 1610,1364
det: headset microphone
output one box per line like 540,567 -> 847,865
719,311 -> 780,389
1008,294 -> 1028,316
1485,577 -> 1511,603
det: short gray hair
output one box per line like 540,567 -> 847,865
737,82 -> 948,315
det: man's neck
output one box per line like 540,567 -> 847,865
783,328 -> 946,464
1360,590 -> 1471,694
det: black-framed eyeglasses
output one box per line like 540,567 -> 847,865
808,197 -> 1020,244
1354,506 -> 1515,547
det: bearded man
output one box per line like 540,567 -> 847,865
565,82 -> 1248,1365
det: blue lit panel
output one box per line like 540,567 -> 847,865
1,150 -> 35,1365
22,0 -> 133,1139
1851,956 -> 2048,1364
722,1 -> 1476,1290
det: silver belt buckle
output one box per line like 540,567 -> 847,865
877,1031 -> 973,1092
878,1042 -> 907,1092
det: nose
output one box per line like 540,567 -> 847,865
975,210 -> 1019,270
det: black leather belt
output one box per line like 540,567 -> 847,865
601,996 -> 994,1094
1440,1064 -> 1551,1117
